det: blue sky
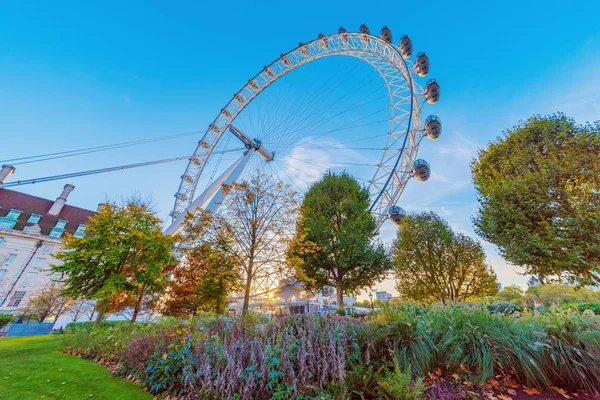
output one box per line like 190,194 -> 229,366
1,1 -> 599,295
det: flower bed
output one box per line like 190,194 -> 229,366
63,306 -> 600,399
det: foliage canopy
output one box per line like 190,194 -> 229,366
164,210 -> 242,316
472,114 -> 600,285
393,212 -> 499,304
288,171 -> 391,312
53,200 -> 176,325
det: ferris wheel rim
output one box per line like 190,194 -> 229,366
171,30 -> 425,226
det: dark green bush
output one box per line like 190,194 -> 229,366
560,302 -> 600,315
64,320 -> 132,334
487,302 -> 523,315
0,313 -> 14,329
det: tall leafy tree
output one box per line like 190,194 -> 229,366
288,171 -> 391,313
53,201 -> 176,326
164,211 -> 241,316
211,170 -> 299,314
472,114 -> 600,285
495,284 -> 525,305
393,212 -> 498,304
523,283 -> 600,307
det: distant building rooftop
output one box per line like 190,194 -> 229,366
0,188 -> 95,237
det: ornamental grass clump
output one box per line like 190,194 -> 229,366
527,312 -> 600,393
356,306 -> 436,378
182,315 -> 352,399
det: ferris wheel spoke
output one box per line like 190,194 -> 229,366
272,74 -> 382,151
278,93 -> 387,152
277,76 -> 380,143
273,116 -> 389,156
266,63 -> 372,150
273,90 -> 386,153
285,107 -> 389,153
276,159 -> 329,188
270,160 -> 307,194
258,59 -> 362,147
279,154 -> 380,170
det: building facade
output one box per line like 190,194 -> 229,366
0,166 -> 95,313
375,291 -> 392,303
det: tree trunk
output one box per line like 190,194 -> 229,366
94,299 -> 108,328
335,279 -> 344,314
130,287 -> 145,323
242,271 -> 252,314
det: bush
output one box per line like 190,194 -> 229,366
64,320 -> 132,334
487,302 -> 523,315
0,313 -> 14,329
560,302 -> 600,315
63,307 -> 600,398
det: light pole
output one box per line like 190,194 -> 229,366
369,292 -> 374,311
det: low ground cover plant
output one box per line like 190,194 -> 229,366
63,306 -> 600,399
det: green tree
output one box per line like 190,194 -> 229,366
523,283 -> 600,307
164,211 -> 241,316
53,201 -> 176,326
393,212 -> 499,304
472,114 -> 600,285
0,314 -> 13,329
495,284 -> 524,305
288,171 -> 391,313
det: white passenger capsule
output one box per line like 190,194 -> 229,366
388,205 -> 406,226
424,79 -> 440,104
415,52 -> 430,77
412,159 -> 431,182
399,35 -> 412,59
380,26 -> 392,43
425,115 -> 442,140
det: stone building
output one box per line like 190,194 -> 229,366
0,165 -> 95,313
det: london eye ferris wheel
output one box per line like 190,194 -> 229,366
165,25 -> 441,235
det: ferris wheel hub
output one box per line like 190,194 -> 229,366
229,125 -> 274,162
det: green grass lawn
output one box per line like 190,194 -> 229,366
0,335 -> 152,400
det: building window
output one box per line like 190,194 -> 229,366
22,272 -> 37,285
0,269 -> 6,279
6,209 -> 22,220
40,245 -> 54,253
27,214 -> 42,224
73,224 -> 86,238
31,258 -> 45,268
49,229 -> 63,238
4,254 -> 17,265
0,209 -> 22,229
49,220 -> 68,238
7,291 -> 25,307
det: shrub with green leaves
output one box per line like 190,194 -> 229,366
63,306 -> 600,398
0,313 -> 14,329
